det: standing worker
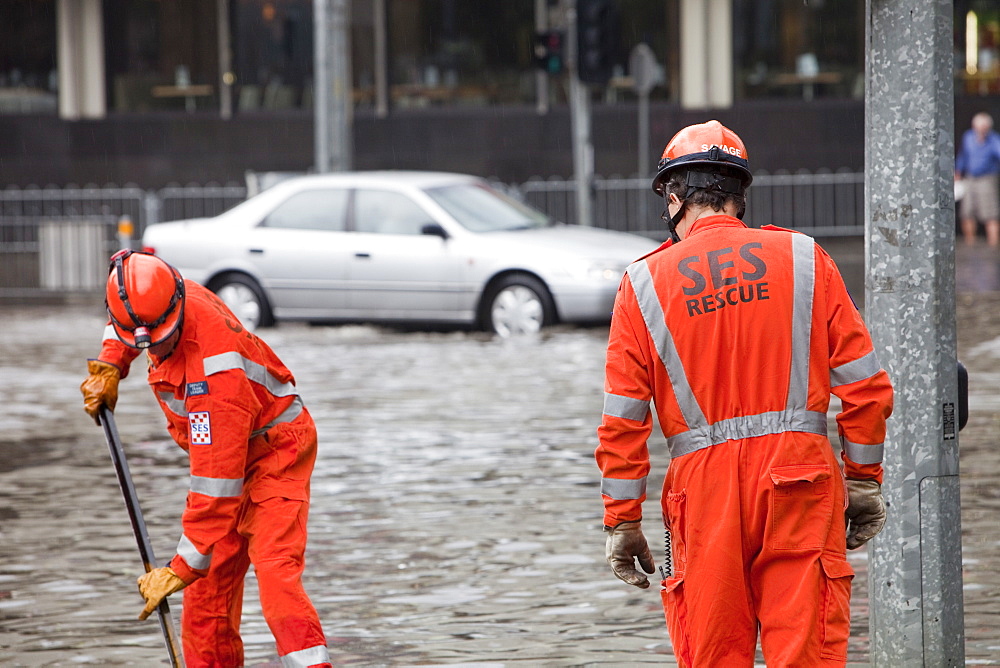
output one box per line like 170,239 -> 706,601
80,250 -> 332,668
595,120 -> 894,666
955,111 -> 1000,246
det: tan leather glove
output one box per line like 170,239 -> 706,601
80,359 -> 120,424
137,566 -> 186,620
605,520 -> 655,589
845,479 -> 886,549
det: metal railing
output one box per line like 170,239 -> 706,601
517,169 -> 865,238
0,171 -> 864,295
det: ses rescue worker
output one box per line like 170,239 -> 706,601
595,121 -> 894,666
80,250 -> 332,668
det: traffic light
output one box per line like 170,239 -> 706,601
576,0 -> 620,85
534,30 -> 566,75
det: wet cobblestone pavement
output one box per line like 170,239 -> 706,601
1,241 -> 999,666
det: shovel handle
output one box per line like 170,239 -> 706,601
99,406 -> 186,668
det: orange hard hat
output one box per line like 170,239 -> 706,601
106,250 -> 185,349
651,120 -> 753,196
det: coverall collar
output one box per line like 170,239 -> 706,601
147,311 -> 197,386
683,213 -> 748,240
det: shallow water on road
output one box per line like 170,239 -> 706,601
1,285 -> 1000,666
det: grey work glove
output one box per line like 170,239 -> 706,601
845,479 -> 886,549
605,520 -> 655,589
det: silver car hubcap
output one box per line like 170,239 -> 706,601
491,285 -> 543,337
216,283 -> 261,331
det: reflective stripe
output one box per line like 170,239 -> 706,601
603,392 -> 650,422
177,534 -> 212,571
281,644 -> 331,668
189,475 -> 243,498
831,350 -> 882,387
251,395 -> 305,438
667,408 -> 827,458
601,476 -> 647,500
158,391 -> 186,417
842,437 -> 885,465
627,261 -> 707,429
203,351 -> 298,397
102,323 -> 119,343
787,234 -> 815,411
629,237 -> 824,462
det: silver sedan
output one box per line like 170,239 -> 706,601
142,171 -> 661,336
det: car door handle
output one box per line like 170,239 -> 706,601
249,248 -> 264,254
355,252 -> 371,258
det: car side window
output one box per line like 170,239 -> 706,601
354,189 -> 434,235
260,189 -> 348,231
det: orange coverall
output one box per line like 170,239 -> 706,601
596,215 -> 893,666
97,281 -> 331,668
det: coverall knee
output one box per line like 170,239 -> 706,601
180,528 -> 252,668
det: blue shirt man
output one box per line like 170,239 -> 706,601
955,112 -> 1000,246
956,118 -> 1000,178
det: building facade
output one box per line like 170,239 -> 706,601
0,0 -> 996,187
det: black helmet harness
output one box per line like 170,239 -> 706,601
654,146 -> 750,243
107,249 -> 185,349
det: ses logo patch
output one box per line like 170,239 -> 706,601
188,411 -> 212,445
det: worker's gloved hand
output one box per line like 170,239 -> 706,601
137,566 -> 187,620
605,520 -> 655,589
845,479 -> 886,549
80,359 -> 121,424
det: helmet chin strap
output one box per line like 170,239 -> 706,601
664,194 -> 685,243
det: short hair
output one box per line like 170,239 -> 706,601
973,112 -> 993,131
664,166 -> 748,219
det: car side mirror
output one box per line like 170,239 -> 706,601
421,223 -> 449,239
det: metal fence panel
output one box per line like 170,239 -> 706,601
518,171 -> 865,239
158,183 -> 247,223
0,172 -> 864,296
39,219 -> 110,290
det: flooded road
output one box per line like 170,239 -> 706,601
1,241 -> 1000,666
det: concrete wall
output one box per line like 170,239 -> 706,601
2,97 -> 987,189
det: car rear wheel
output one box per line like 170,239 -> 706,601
482,274 -> 554,337
212,274 -> 273,331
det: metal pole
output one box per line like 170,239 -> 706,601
314,0 -> 353,172
865,1 -> 964,665
217,0 -> 233,120
313,0 -> 329,172
567,0 -> 594,227
374,0 -> 388,119
637,89 -> 649,226
534,0 -> 549,115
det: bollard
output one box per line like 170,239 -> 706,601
117,215 -> 134,251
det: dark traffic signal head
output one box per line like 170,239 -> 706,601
576,0 -> 621,84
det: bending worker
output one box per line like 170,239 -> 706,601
595,120 -> 894,666
80,250 -> 332,668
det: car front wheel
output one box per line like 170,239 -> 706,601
211,274 -> 273,331
482,274 -> 555,337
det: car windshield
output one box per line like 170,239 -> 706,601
424,183 -> 550,232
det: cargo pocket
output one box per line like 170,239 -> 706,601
769,464 -> 833,550
660,490 -> 687,593
819,554 -> 854,661
660,490 -> 692,666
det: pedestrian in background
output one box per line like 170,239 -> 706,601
595,120 -> 894,666
80,250 -> 332,668
955,111 -> 1000,246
